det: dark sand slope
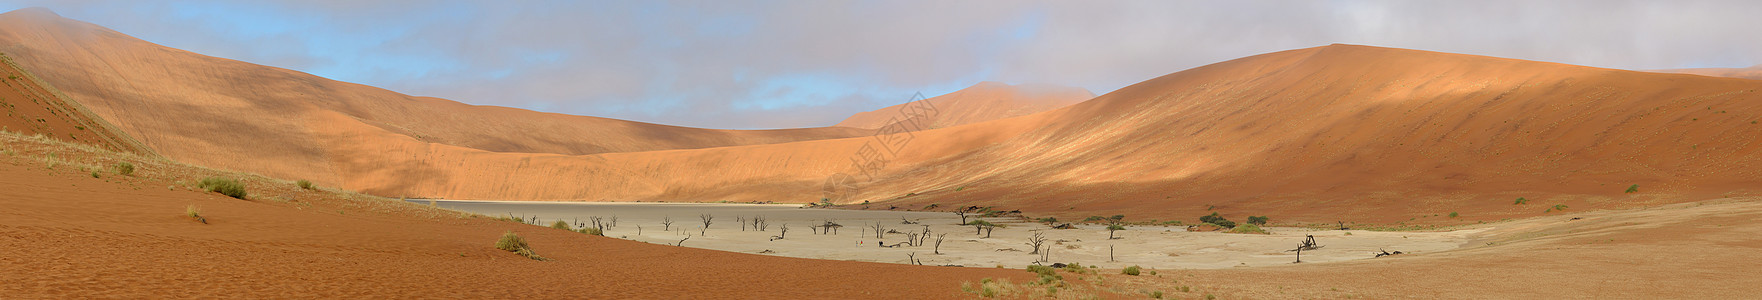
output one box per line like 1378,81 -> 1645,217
1653,65 -> 1762,80
0,50 -> 148,154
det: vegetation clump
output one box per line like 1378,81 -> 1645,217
296,179 -> 313,190
494,231 -> 546,261
549,220 -> 571,230
1515,197 -> 1529,205
1199,212 -> 1236,228
1122,265 -> 1142,276
114,162 -> 133,176
198,177 -> 247,199
1246,215 -> 1269,225
1625,184 -> 1640,193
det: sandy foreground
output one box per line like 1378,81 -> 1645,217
427,200 -> 1474,270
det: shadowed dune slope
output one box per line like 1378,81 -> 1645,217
0,8 -> 867,187
0,50 -> 148,154
1653,65 -> 1762,80
304,44 -> 1762,225
835,81 -> 1092,129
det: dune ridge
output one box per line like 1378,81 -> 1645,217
834,81 -> 1093,129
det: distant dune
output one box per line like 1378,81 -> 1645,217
1652,65 -> 1762,80
0,8 -> 871,186
7,7 -> 1762,223
835,81 -> 1092,130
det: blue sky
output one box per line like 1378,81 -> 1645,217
1,0 -> 1758,129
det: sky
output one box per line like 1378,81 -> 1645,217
0,0 -> 1758,129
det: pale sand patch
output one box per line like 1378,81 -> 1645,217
423,200 -> 1476,269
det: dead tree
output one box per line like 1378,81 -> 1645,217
1288,235 -> 1323,263
1038,244 -> 1050,262
907,252 -> 922,265
934,233 -> 947,254
676,236 -> 689,247
699,214 -> 714,235
870,222 -> 887,239
771,224 -> 790,241
904,231 -> 921,247
918,226 -> 932,246
609,215 -> 618,228
954,206 -> 979,224
661,216 -> 674,231
901,217 -> 918,225
738,216 -> 747,231
753,215 -> 768,231
1025,231 -> 1047,254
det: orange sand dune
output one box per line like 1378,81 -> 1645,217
835,81 -> 1092,130
1653,65 -> 1762,80
327,44 -> 1762,225
0,8 -> 869,187
11,6 -> 1762,226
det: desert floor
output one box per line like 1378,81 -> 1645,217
426,200 -> 1474,270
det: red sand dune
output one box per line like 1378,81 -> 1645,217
9,7 -> 1762,226
289,44 -> 1762,226
1653,65 -> 1762,80
835,81 -> 1092,130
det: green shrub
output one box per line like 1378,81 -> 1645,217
1448,212 -> 1459,218
549,220 -> 571,230
1122,265 -> 1142,276
1062,262 -> 1085,273
198,177 -> 247,199
576,227 -> 603,236
1514,197 -> 1529,205
494,231 -> 545,261
1083,216 -> 1105,222
1625,184 -> 1639,193
1149,291 -> 1164,298
89,171 -> 100,178
1247,215 -> 1269,225
296,179 -> 313,190
1200,212 -> 1236,228
114,162 -> 134,176
1027,265 -> 1057,276
1227,223 -> 1267,234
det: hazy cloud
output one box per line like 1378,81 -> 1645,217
1,0 -> 1757,128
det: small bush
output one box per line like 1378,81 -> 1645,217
1448,212 -> 1459,218
576,227 -> 603,236
1123,265 -> 1142,276
115,162 -> 134,176
1062,262 -> 1085,273
1027,265 -> 1057,276
1247,215 -> 1269,225
1625,184 -> 1639,193
198,177 -> 247,199
1514,197 -> 1528,205
296,179 -> 313,190
494,231 -> 545,261
89,171 -> 100,178
1149,291 -> 1164,298
185,204 -> 201,218
1083,216 -> 1105,222
549,220 -> 571,230
1200,212 -> 1236,228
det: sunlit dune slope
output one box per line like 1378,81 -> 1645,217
835,81 -> 1092,129
0,8 -> 867,187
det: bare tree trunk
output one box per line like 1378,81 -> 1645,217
661,216 -> 673,231
934,233 -> 947,254
1026,231 -> 1046,254
699,214 -> 714,235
